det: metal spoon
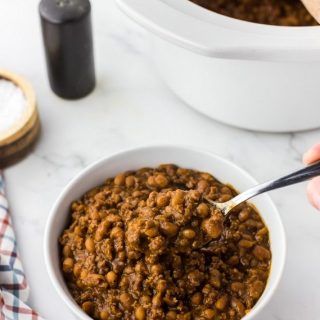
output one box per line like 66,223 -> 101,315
205,160 -> 320,218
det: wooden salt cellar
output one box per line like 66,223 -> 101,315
0,70 -> 40,168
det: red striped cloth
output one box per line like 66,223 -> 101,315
0,171 -> 44,320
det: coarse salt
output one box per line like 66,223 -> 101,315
0,79 -> 27,136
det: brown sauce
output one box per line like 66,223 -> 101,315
60,165 -> 271,320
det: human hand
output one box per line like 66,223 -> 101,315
303,144 -> 320,210
301,0 -> 320,23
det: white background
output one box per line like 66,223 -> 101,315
1,1 -> 320,319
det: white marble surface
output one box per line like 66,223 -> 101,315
1,1 -> 320,319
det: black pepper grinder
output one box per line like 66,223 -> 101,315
39,0 -> 95,99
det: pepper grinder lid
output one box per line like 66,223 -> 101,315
39,0 -> 95,99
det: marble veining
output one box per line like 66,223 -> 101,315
1,1 -> 320,319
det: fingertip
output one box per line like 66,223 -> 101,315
313,7 -> 320,24
303,143 -> 320,165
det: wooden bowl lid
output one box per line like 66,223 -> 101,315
0,70 -> 40,167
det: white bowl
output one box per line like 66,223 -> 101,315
44,145 -> 286,320
116,0 -> 320,132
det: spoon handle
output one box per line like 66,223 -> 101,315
231,160 -> 320,206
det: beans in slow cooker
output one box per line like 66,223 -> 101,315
190,0 -> 317,26
60,165 -> 271,320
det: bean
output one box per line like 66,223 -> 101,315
151,264 -> 163,275
119,276 -> 129,289
71,201 -> 80,211
202,218 -> 222,239
219,194 -> 232,202
140,295 -> 151,305
245,219 -> 259,228
100,311 -> 109,320
106,271 -> 117,285
149,236 -> 165,251
85,237 -> 95,253
62,245 -> 71,257
156,194 -> 169,207
238,239 -> 255,248
156,279 -> 167,292
197,180 -> 208,192
86,273 -> 104,286
200,172 -> 211,180
155,174 -> 168,188
147,176 -> 156,187
114,174 -> 125,186
123,266 -> 134,275
120,293 -> 133,310
110,226 -> 124,239
221,186 -> 232,194
191,292 -> 203,305
231,282 -> 245,293
135,306 -> 146,320
164,164 -> 177,175
172,190 -> 184,206
196,203 -> 209,218
177,168 -> 189,175
166,311 -> 177,320
95,222 -> 107,241
133,190 -> 142,197
80,269 -> 88,279
188,270 -> 203,287
179,238 -> 189,247
242,234 -> 253,241
180,313 -> 191,320
256,227 -> 268,238
231,298 -> 245,316
238,209 -> 250,222
112,193 -> 121,204
182,229 -> 196,239
227,255 -> 239,266
73,263 -> 81,277
209,186 -> 218,195
215,294 -> 229,311
94,192 -> 106,202
106,214 -> 121,223
249,280 -> 265,299
74,226 -> 82,235
63,258 -> 74,273
211,269 -> 221,278
145,227 -> 158,238
189,190 -> 201,201
253,245 -> 271,261
152,293 -> 162,307
251,258 -> 258,267
161,221 -> 178,237
203,308 -> 215,319
210,274 -> 221,289
125,175 -> 135,187
118,251 -> 126,261
90,209 -> 100,220
82,301 -> 94,315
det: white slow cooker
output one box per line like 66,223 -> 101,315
116,0 -> 320,132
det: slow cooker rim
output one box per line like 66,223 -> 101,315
117,0 -> 320,62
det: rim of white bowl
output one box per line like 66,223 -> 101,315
116,0 -> 320,62
44,144 -> 286,320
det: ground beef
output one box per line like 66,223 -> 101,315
60,164 -> 271,320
